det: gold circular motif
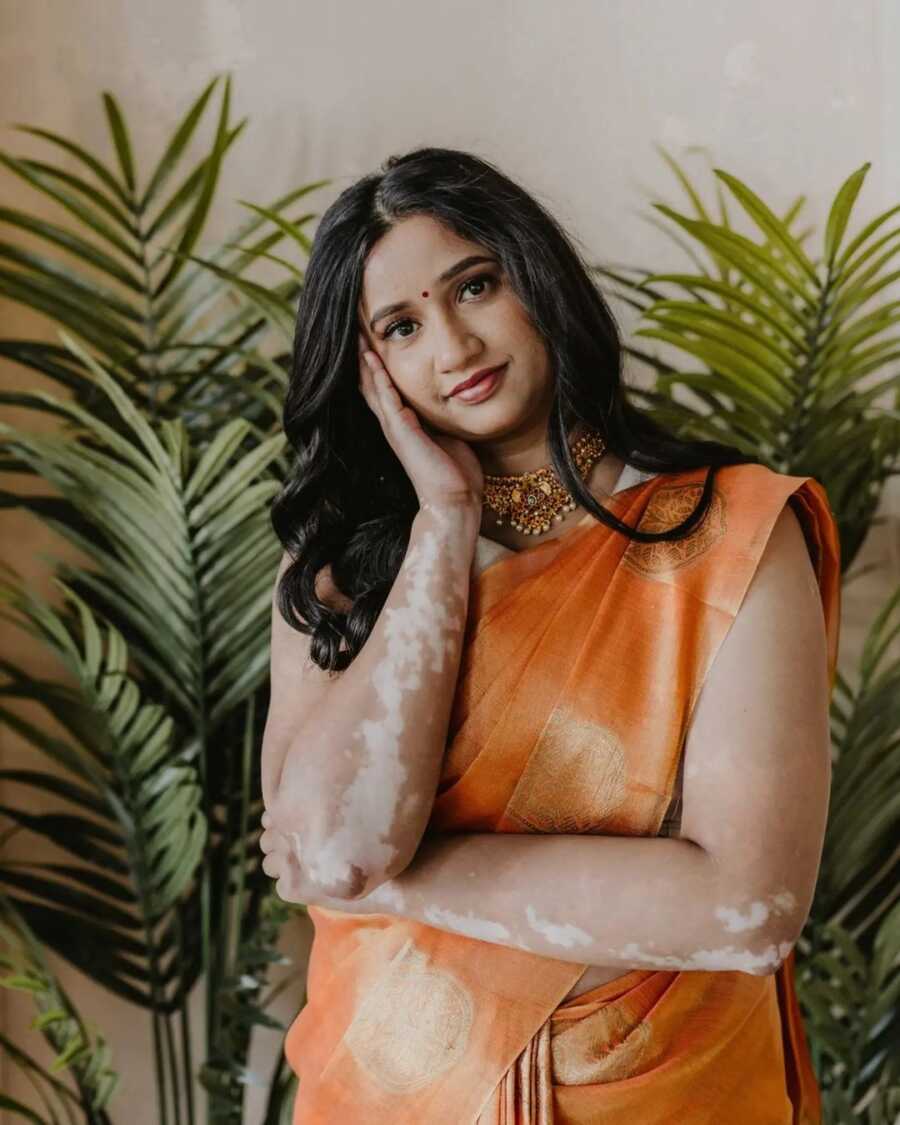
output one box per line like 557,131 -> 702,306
343,938 -> 474,1093
506,706 -> 627,833
622,482 -> 726,576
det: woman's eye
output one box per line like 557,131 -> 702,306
460,274 -> 491,298
383,317 -> 415,340
382,273 -> 496,340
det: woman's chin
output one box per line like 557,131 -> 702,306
442,407 -> 523,442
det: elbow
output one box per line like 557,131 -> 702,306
322,854 -> 411,901
311,866 -> 403,902
264,805 -> 386,902
264,789 -> 414,902
308,863 -> 370,901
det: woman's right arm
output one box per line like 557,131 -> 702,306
263,331 -> 485,901
262,497 -> 480,902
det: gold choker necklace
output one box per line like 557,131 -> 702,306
482,429 -> 608,536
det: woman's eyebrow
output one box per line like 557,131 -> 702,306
367,254 -> 499,331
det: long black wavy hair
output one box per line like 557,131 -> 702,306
271,146 -> 760,673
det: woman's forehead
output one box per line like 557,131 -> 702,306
358,220 -> 492,321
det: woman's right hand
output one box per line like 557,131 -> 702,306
357,331 -> 484,511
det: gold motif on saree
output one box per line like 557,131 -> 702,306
551,1004 -> 655,1084
343,938 -> 474,1093
622,482 -> 726,576
505,706 -> 627,833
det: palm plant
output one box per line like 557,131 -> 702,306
0,75 -> 325,1123
0,81 -> 897,1125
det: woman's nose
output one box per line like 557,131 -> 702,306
434,321 -> 482,371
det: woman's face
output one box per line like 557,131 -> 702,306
357,214 -> 555,450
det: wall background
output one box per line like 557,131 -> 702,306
1,1 -> 897,1120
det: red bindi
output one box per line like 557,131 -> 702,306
421,290 -> 429,297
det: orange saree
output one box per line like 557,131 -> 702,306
284,462 -> 841,1124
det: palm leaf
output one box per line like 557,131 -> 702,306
0,78 -> 319,455
0,75 -> 307,1122
138,76 -> 221,214
0,894 -> 118,1115
797,908 -> 900,1114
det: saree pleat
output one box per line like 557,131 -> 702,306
479,1018 -> 554,1125
286,463 -> 840,1123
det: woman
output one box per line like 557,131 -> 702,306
259,147 -> 839,1123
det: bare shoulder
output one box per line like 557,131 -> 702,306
753,500 -> 819,600
767,499 -> 809,555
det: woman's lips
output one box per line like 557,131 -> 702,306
452,363 -> 507,403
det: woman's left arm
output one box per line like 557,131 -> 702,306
261,505 -> 832,977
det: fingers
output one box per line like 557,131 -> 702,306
260,829 -> 308,903
259,825 -> 294,857
358,343 -> 403,423
369,360 -> 407,418
358,335 -> 381,412
262,850 -> 284,878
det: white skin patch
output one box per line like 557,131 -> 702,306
299,506 -> 465,891
357,888 -> 791,976
364,879 -> 407,912
715,901 -> 770,933
613,940 -> 794,975
423,905 -> 513,943
772,890 -> 796,912
400,793 -> 422,821
714,889 -> 798,933
525,905 -> 594,950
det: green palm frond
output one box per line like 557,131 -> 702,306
0,74 -> 321,445
797,905 -> 900,1118
0,322 -> 291,1119
1,73 -> 314,1123
0,332 -> 285,722
0,894 -> 118,1118
0,574 -> 206,985
200,883 -> 300,1121
596,151 -> 900,573
817,583 -> 900,940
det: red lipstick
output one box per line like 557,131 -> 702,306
449,363 -> 507,397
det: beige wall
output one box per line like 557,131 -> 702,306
1,1 -> 898,1119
